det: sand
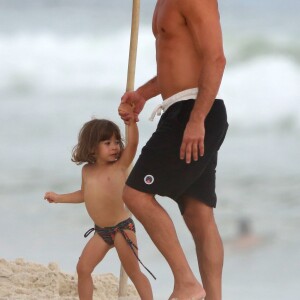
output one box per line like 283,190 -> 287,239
0,258 -> 139,300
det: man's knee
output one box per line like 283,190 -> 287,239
183,199 -> 215,235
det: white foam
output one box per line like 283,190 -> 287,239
220,55 -> 300,131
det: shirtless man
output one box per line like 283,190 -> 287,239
119,1 -> 228,299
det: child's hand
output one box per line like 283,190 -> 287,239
44,191 -> 59,203
118,103 -> 135,125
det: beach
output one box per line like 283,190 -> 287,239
0,258 -> 138,300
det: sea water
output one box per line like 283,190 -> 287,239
0,1 -> 300,299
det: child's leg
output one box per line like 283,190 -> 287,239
77,234 -> 111,300
114,230 -> 153,300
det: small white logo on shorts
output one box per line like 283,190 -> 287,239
144,175 -> 154,185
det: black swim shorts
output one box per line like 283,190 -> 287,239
126,99 -> 228,213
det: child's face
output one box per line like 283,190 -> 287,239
95,134 -> 121,163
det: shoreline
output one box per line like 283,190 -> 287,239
0,258 -> 138,300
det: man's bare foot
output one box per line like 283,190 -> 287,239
168,282 -> 206,300
170,298 -> 205,300
170,297 -> 205,300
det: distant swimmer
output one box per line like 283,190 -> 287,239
226,218 -> 266,250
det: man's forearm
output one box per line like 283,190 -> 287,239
136,76 -> 161,101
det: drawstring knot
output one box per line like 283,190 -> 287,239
149,104 -> 164,121
148,88 -> 199,121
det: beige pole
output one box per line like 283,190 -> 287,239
118,0 -> 140,297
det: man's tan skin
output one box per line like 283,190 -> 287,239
120,0 -> 226,299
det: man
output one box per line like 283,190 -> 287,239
119,0 -> 228,299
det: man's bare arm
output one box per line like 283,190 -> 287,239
120,76 -> 161,122
179,0 -> 226,163
136,76 -> 161,101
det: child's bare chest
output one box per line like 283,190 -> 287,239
86,169 -> 125,191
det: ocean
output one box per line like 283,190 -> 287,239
0,0 -> 299,299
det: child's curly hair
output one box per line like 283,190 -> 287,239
71,119 -> 124,165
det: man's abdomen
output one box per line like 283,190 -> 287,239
156,40 -> 202,99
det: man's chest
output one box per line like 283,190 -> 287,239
152,0 -> 185,37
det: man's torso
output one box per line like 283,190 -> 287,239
153,0 -> 202,99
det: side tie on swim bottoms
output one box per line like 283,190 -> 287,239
84,217 -> 156,280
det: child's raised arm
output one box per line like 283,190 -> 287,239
44,190 -> 83,204
118,103 -> 139,169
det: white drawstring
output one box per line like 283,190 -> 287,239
149,88 -> 199,121
149,103 -> 164,121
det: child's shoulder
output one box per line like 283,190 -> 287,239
82,163 -> 93,173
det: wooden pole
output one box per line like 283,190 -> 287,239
118,0 -> 140,297
125,0 -> 140,93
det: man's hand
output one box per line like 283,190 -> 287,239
180,119 -> 205,163
120,91 -> 146,124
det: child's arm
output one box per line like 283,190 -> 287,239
118,103 -> 139,169
44,190 -> 83,204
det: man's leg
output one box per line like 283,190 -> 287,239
123,185 -> 206,300
182,198 -> 224,300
